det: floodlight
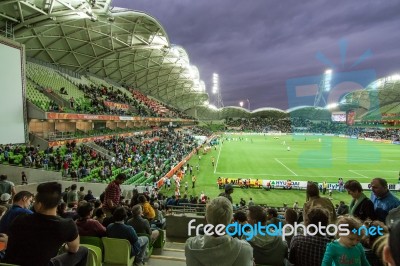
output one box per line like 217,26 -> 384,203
325,103 -> 338,109
324,69 -> 332,91
212,73 -> 219,94
239,101 -> 243,107
391,74 -> 400,80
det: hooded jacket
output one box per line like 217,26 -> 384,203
185,235 -> 253,266
249,233 -> 288,266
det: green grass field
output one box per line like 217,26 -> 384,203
169,134 -> 400,208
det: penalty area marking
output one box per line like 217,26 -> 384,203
348,170 -> 398,173
274,158 -> 298,176
349,170 -> 369,178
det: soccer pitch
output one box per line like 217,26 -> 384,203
181,134 -> 399,207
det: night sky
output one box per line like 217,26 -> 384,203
112,0 -> 400,110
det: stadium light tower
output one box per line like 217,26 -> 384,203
314,69 -> 333,107
212,73 -> 218,94
239,101 -> 243,107
212,73 -> 224,108
324,69 -> 332,91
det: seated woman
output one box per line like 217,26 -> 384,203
138,195 -> 155,221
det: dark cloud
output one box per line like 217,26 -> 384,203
113,0 -> 400,110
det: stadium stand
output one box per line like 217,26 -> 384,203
1,1 -> 400,265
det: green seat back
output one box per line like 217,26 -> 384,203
102,237 -> 135,266
153,230 -> 165,248
80,244 -> 102,266
80,236 -> 103,253
137,233 -> 153,257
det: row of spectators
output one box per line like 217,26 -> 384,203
0,142 -> 110,180
0,170 -> 175,265
193,177 -> 400,266
76,83 -> 153,117
37,79 -> 195,120
225,117 -> 400,140
1,171 -> 399,265
1,127 -> 206,185
128,89 -> 195,119
94,130 -> 197,182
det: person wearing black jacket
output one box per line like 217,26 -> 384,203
344,180 -> 376,221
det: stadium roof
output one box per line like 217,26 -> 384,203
187,105 -> 331,120
2,1 -> 400,116
0,0 -> 208,110
340,75 -> 400,110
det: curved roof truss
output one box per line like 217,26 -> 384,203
0,1 -> 208,110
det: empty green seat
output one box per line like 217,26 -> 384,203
102,237 -> 135,266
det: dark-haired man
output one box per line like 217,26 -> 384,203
370,177 -> 400,222
76,202 -> 106,237
4,182 -> 88,266
219,184 -> 234,203
0,191 -> 33,234
106,206 -> 148,266
103,173 -> 126,217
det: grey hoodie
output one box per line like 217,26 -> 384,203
185,235 -> 253,266
249,233 -> 287,266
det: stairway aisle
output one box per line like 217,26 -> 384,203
147,241 -> 186,266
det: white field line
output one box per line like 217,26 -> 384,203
348,170 -> 398,173
214,142 -> 223,174
349,170 -> 369,178
274,158 -> 298,176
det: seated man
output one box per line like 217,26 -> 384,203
4,182 -> 88,266
185,196 -> 253,266
106,207 -> 149,266
127,205 -> 159,244
370,177 -> 400,222
151,202 -> 166,229
0,191 -> 33,234
75,201 -> 106,237
266,208 -> 281,227
247,205 -> 288,266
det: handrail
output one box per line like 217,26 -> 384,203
167,204 -> 206,216
166,203 -> 304,217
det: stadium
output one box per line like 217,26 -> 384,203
0,1 -> 399,266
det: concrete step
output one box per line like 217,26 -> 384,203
164,241 -> 186,250
147,243 -> 186,266
147,257 -> 186,266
